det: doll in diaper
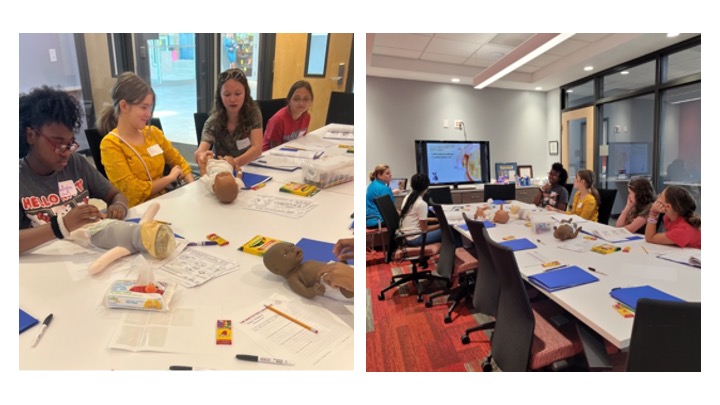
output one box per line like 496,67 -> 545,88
263,242 -> 353,301
198,152 -> 244,204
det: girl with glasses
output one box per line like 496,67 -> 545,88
194,68 -> 263,169
98,72 -> 194,207
20,86 -> 129,253
262,80 -> 313,151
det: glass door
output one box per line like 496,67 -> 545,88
561,106 -> 595,180
220,33 -> 260,99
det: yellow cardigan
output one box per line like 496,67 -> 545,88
568,191 -> 599,222
100,125 -> 192,207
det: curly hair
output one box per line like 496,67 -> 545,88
211,68 -> 258,132
627,177 -> 656,220
19,86 -> 83,158
551,162 -> 568,185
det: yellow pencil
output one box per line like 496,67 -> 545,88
264,305 -> 318,334
641,246 -> 649,255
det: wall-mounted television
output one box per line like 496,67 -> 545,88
608,142 -> 651,176
415,140 -> 491,187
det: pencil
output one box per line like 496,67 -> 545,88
641,246 -> 649,255
264,305 -> 318,334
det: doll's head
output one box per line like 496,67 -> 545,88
214,172 -> 239,203
263,242 -> 304,278
139,221 -> 176,259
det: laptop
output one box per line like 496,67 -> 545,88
389,178 -> 407,192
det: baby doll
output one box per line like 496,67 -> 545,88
263,242 -> 353,301
198,151 -> 244,204
474,204 -> 510,224
67,202 -> 176,275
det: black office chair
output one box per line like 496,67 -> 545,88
563,183 -> 574,197
625,299 -> 700,372
193,112 -> 209,145
149,117 -> 163,131
85,128 -> 107,178
484,183 -> 516,201
483,231 -> 584,371
596,188 -> 618,225
424,186 -> 453,218
424,202 -> 478,323
256,98 -> 287,133
326,91 -> 354,125
374,194 -> 445,303
460,213 -> 499,344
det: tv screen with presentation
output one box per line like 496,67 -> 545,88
608,142 -> 651,176
415,140 -> 491,186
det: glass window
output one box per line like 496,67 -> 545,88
665,45 -> 701,82
602,60 -> 655,97
565,80 -> 594,108
305,33 -> 329,77
658,82 -> 701,213
220,33 -> 260,98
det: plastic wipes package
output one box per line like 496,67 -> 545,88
104,279 -> 176,311
530,216 -> 554,234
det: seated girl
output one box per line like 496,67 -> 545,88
399,174 -> 440,246
551,169 -> 599,222
616,177 -> 656,233
645,186 -> 700,248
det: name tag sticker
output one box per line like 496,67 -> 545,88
58,180 -> 77,199
147,144 -> 163,157
236,138 -> 251,150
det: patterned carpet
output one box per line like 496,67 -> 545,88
365,260 -> 493,372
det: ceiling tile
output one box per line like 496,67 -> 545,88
432,33 -> 496,44
373,46 -> 422,59
489,33 -> 533,47
374,33 -> 432,51
421,52 -> 469,64
425,37 -> 482,57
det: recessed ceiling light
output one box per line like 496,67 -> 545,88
535,87 -> 542,91
567,89 -> 574,93
584,66 -> 594,72
451,78 -> 460,83
667,33 -> 680,38
620,71 -> 630,75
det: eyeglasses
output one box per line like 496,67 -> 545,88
218,69 -> 246,83
32,128 -> 79,155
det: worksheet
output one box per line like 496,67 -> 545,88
235,294 -> 353,367
157,247 -> 240,288
237,194 -> 319,219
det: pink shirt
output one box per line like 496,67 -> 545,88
664,215 -> 701,248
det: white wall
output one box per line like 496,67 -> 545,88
366,76 -> 561,184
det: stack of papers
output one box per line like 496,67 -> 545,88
657,249 -> 701,268
322,124 -> 354,141
580,222 -> 642,243
268,148 -> 323,159
249,155 -> 303,172
528,265 -> 599,292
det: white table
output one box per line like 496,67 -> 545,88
19,128 -> 355,370
449,201 -> 701,349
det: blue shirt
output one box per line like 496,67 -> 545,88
366,179 -> 394,227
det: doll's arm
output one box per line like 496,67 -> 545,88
287,275 -> 325,298
89,246 -> 132,275
139,202 -> 160,224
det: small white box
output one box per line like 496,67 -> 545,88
530,217 -> 554,234
302,155 -> 354,189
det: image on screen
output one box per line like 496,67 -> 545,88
415,140 -> 490,186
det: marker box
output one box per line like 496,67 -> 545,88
216,320 -> 232,345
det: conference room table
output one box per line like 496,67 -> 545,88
447,201 -> 701,350
19,125 -> 355,370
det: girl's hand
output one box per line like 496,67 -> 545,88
650,200 -> 665,215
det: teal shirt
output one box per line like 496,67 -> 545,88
366,179 -> 394,227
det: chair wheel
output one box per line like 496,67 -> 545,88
417,295 -> 423,303
461,335 -> 470,345
425,301 -> 433,308
482,357 -> 493,372
444,314 -> 452,324
378,293 -> 385,301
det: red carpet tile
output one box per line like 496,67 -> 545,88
366,261 -> 492,372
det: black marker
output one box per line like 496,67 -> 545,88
236,354 -> 294,366
588,267 -> 608,276
169,365 -> 213,370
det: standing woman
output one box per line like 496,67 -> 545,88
645,186 -> 700,248
564,169 -> 600,221
616,177 -> 656,233
366,164 -> 395,228
20,86 -> 129,253
194,68 -> 263,168
262,80 -> 313,151
399,174 -> 441,246
533,162 -> 569,211
98,72 -> 194,208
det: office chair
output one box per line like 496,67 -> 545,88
484,183 -> 516,201
374,194 -> 445,303
563,183 -> 574,196
424,202 -> 478,324
596,188 -> 618,225
149,117 -> 163,131
460,213 -> 500,344
625,299 -> 700,372
255,98 -> 287,132
193,112 -> 209,145
325,91 -> 354,125
85,128 -> 107,178
483,231 -> 584,371
424,186 -> 453,218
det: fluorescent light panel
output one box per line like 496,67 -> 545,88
474,33 -> 575,89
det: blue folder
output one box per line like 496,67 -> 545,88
528,265 -> 599,292
296,238 -> 354,266
457,221 -> 496,231
499,238 -> 537,251
20,309 -> 39,334
242,172 -> 273,189
610,285 -> 685,311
